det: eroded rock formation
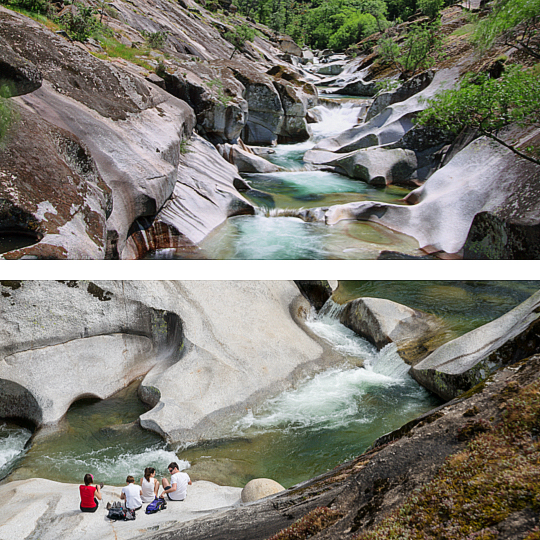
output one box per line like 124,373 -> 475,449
0,281 -> 326,442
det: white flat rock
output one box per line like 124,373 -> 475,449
0,478 -> 242,540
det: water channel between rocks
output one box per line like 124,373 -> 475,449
168,99 -> 421,260
3,282 -> 539,490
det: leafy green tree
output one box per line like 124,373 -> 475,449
60,3 -> 98,41
378,20 -> 443,77
473,0 -> 540,59
224,24 -> 255,57
328,12 -> 378,50
363,0 -> 388,32
417,0 -> 442,19
416,65 -> 540,164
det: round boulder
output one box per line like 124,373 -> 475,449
241,478 -> 285,503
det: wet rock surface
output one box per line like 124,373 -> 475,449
340,297 -> 448,364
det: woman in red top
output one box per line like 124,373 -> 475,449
79,473 -> 103,512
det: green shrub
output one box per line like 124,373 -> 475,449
141,30 -> 168,49
473,0 -> 540,59
328,12 -> 379,51
417,0 -> 443,19
416,65 -> 540,138
59,3 -> 98,41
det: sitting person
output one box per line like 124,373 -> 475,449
121,475 -> 143,511
160,462 -> 191,501
141,467 -> 159,503
79,473 -> 102,513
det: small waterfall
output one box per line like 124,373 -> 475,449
0,422 -> 31,479
317,297 -> 345,319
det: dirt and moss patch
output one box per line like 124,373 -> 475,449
268,507 -> 343,540
354,379 -> 540,539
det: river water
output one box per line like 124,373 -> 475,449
2,281 -> 539,489
195,101 -> 423,260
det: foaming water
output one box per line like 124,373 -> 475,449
233,307 -> 435,459
0,422 -> 31,479
31,445 -> 187,485
267,104 -> 364,170
310,103 -> 365,141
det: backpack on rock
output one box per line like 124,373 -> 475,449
145,497 -> 167,514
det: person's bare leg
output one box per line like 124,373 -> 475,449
160,478 -> 170,498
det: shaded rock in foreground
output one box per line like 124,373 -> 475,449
340,297 -> 448,364
411,290 -> 540,400
294,280 -> 333,311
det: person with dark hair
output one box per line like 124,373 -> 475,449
141,467 -> 159,503
160,462 -> 191,501
121,475 -> 143,511
79,473 -> 103,513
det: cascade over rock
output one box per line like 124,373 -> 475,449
410,290 -> 540,400
339,297 -> 448,364
0,281 -> 324,442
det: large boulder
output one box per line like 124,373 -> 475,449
0,36 -> 42,97
0,281 -> 325,443
365,70 -> 435,122
0,7 -> 198,259
0,105 -> 112,260
294,280 -> 333,311
332,147 -> 419,186
410,290 -> 540,400
231,64 -> 285,145
241,479 -> 285,503
218,141 -> 281,173
160,63 -> 248,144
339,297 -> 448,365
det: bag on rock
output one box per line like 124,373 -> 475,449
107,507 -> 127,521
145,497 -> 167,514
107,507 -> 136,521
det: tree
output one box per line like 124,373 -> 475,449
378,20 -> 443,77
224,24 -> 255,58
473,0 -> 540,59
416,65 -> 540,164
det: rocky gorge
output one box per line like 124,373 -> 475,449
1,280 -> 540,539
0,0 -> 538,259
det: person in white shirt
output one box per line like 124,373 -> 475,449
160,462 -> 191,501
121,475 -> 143,511
141,467 -> 160,503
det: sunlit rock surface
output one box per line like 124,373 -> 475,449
0,478 -> 241,540
0,281 -> 323,442
411,290 -> 540,400
339,297 -> 448,365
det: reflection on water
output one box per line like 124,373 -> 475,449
334,281 -> 540,336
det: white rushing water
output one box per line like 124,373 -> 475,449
234,303 -> 423,435
268,102 -> 365,169
34,446 -> 188,483
0,422 -> 31,478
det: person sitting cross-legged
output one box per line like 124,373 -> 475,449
160,462 -> 192,501
121,475 -> 143,512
